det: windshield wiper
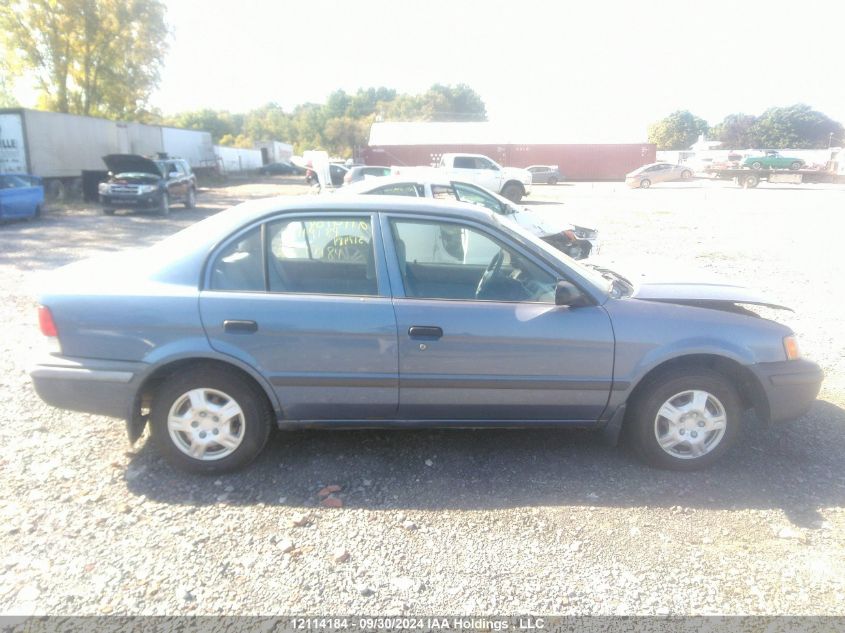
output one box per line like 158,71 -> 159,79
585,264 -> 633,297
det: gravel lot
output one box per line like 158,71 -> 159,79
1,177 -> 844,616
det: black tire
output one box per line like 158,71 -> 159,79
640,178 -> 651,189
789,161 -> 802,170
102,207 -> 115,216
500,182 -> 523,202
625,369 -> 742,471
149,365 -> 273,474
33,204 -> 42,219
750,161 -> 763,170
547,176 -> 558,185
743,175 -> 760,188
185,187 -> 197,209
158,192 -> 170,216
681,170 -> 692,180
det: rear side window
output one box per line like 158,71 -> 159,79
209,226 -> 264,291
371,183 -> 420,197
266,216 -> 377,296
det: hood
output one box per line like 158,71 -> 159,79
633,281 -> 792,311
511,205 -> 574,237
102,154 -> 162,177
502,166 -> 532,185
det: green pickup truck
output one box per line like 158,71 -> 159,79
741,151 -> 805,170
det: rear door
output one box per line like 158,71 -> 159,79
382,213 -> 615,422
200,212 -> 399,420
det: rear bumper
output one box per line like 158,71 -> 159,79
750,359 -> 823,423
29,355 -> 145,420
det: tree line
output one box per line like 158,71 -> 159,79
648,106 -> 844,151
163,85 -> 488,157
0,1 -> 486,157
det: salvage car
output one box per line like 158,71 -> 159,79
98,154 -> 197,216
340,176 -> 597,259
526,165 -> 563,184
625,163 -> 693,188
29,197 -> 822,474
741,151 -> 805,170
0,174 -> 44,221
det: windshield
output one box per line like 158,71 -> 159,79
494,213 -> 612,295
452,181 -> 515,215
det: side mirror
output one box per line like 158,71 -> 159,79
555,280 -> 590,307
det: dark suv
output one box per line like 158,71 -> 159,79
99,154 -> 197,216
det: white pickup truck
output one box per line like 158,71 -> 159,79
393,153 -> 532,202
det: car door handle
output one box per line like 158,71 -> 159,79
408,326 -> 443,339
223,319 -> 258,334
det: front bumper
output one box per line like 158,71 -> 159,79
750,359 -> 823,423
29,354 -> 145,420
100,193 -> 163,210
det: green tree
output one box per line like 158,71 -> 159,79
711,113 -> 759,148
0,47 -> 18,106
647,110 -> 709,150
0,0 -> 169,118
751,104 -> 843,149
165,109 -> 242,143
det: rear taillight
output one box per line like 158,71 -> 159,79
38,305 -> 58,337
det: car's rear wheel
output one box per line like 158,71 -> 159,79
185,187 -> 197,208
500,182 -> 523,202
750,161 -> 763,170
626,369 -> 741,470
102,207 -> 115,216
790,161 -> 802,170
547,176 -> 558,185
681,170 -> 692,180
639,178 -> 651,189
150,366 -> 273,473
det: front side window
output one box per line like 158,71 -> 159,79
267,216 -> 377,296
476,157 -> 498,170
453,182 -> 506,214
390,219 -> 556,303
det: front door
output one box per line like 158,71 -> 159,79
383,215 -> 615,422
199,213 -> 399,420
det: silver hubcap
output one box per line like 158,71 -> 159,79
654,389 -> 727,459
167,388 -> 245,461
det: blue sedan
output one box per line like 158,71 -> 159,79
29,197 -> 823,473
0,174 -> 44,221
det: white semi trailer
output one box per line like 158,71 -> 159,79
0,108 -> 215,199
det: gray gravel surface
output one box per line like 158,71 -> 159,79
1,178 -> 844,616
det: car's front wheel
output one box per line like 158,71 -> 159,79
639,178 -> 651,189
185,187 -> 197,208
750,161 -> 763,170
150,366 -> 273,473
790,162 -> 802,170
626,369 -> 741,470
681,170 -> 692,180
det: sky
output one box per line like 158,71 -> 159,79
30,0 -> 845,142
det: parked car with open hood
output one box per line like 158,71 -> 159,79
625,163 -> 694,188
339,176 -> 598,259
29,197 -> 822,474
98,154 -> 197,216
